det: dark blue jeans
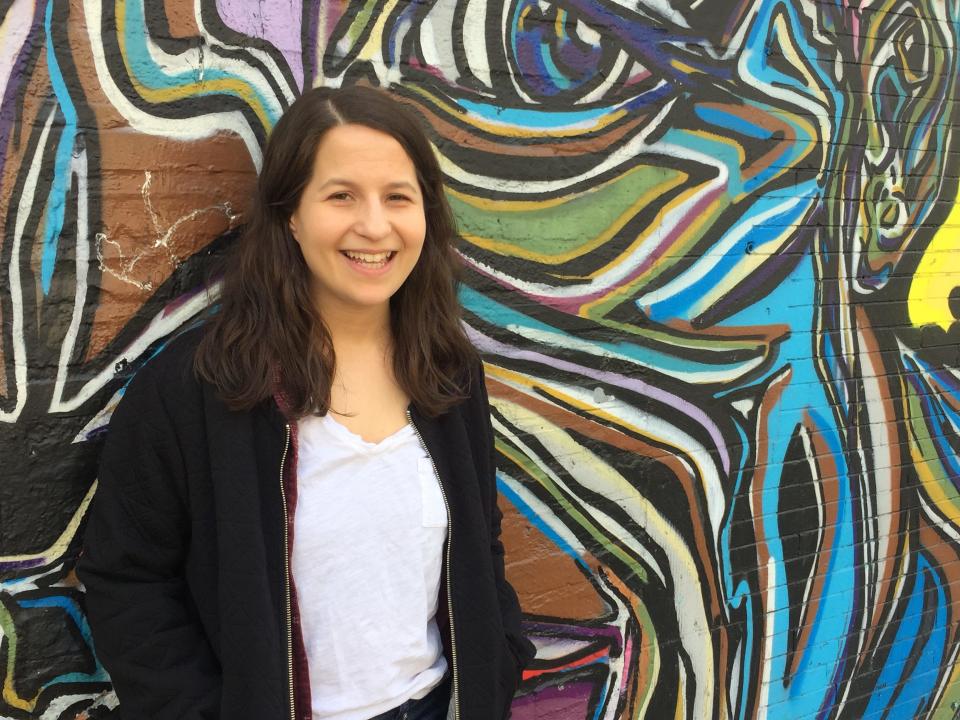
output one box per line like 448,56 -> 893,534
367,677 -> 451,720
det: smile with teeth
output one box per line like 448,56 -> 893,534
342,250 -> 396,267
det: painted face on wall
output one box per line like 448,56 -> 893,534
288,124 -> 426,318
390,5 -> 829,715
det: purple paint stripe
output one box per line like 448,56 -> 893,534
302,1 -> 320,90
522,619 -> 623,643
0,557 -> 46,572
161,282 -> 213,316
470,326 -> 731,475
511,679 -> 597,720
0,2 -> 45,189
215,0 -> 304,88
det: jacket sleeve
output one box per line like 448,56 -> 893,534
474,360 -> 537,680
77,364 -> 221,719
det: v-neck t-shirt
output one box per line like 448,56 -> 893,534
291,413 -> 449,720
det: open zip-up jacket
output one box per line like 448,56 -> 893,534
78,328 -> 535,719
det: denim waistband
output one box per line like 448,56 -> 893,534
366,676 -> 451,720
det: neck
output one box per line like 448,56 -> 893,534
319,302 -> 392,352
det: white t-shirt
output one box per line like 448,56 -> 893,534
291,413 -> 448,720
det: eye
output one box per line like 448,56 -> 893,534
895,15 -> 930,85
503,0 -> 649,104
387,193 -> 412,202
327,191 -> 352,201
332,0 -> 659,110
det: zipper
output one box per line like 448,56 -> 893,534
279,423 -> 295,720
408,409 -> 461,720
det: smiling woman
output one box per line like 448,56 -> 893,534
77,86 -> 536,720
192,87 -> 474,420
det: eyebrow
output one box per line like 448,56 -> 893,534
318,178 -> 419,192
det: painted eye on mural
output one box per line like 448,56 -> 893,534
895,17 -> 930,85
497,0 -> 652,104
873,6 -> 934,91
388,0 -> 659,111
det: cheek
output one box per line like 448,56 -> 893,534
297,217 -> 340,252
411,215 -> 427,250
404,225 -> 426,267
412,231 -> 427,261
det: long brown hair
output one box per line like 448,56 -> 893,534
195,86 -> 477,417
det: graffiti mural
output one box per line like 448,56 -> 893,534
2,0 -> 959,718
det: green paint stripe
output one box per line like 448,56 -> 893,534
450,167 -> 685,259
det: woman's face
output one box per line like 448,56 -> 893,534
288,123 -> 427,317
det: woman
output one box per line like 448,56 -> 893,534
78,85 -> 535,720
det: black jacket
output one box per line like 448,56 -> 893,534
78,329 -> 535,719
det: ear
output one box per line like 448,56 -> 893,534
852,1 -> 957,293
288,215 -> 300,243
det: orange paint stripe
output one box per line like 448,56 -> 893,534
522,647 -> 610,681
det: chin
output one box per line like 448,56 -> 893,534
350,294 -> 397,308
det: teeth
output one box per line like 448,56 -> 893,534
343,251 -> 394,264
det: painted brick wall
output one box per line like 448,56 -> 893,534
2,1 -> 960,718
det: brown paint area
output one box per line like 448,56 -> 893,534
500,493 -> 608,620
653,316 -> 791,356
853,307 -> 905,657
63,0 -> 257,360
86,138 -> 251,359
162,0 -> 201,38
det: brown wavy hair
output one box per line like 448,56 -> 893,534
195,85 -> 477,417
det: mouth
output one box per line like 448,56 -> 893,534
341,250 -> 397,269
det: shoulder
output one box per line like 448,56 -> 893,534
115,325 -> 207,420
456,354 -> 492,429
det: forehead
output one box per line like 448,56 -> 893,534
312,124 -> 417,176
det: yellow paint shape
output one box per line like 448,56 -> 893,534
519,3 -> 531,29
447,185 -> 575,212
555,8 -> 566,39
910,433 -> 959,519
908,188 -> 960,331
351,0 -> 401,65
671,59 -> 699,75
1,670 -> 32,711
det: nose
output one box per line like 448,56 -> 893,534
354,199 -> 391,240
